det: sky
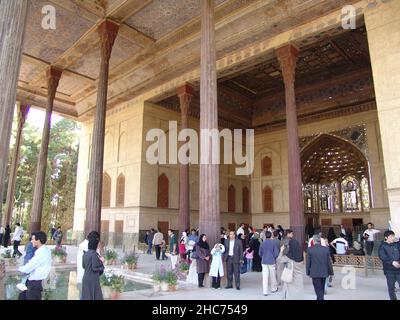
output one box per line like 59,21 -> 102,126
25,107 -> 63,133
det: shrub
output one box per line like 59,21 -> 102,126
0,249 -> 12,259
104,249 -> 118,261
51,247 -> 67,258
179,260 -> 190,272
122,252 -> 139,265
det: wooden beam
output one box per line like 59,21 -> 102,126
48,0 -> 102,22
106,0 -> 153,22
119,24 -> 155,49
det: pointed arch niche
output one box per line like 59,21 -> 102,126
301,134 -> 370,214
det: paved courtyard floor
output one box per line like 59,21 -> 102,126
2,245 -> 395,300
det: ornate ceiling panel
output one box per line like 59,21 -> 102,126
221,26 -> 370,100
23,0 -> 94,64
68,35 -> 141,79
57,72 -> 92,97
125,0 -> 227,40
301,134 -> 369,184
19,59 -> 43,83
253,70 -> 375,128
300,125 -> 368,157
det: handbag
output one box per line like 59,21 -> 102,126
190,250 -> 199,260
281,261 -> 294,283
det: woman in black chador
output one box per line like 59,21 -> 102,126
248,233 -> 262,272
3,225 -> 11,247
81,232 -> 104,300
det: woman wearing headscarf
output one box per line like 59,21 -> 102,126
209,242 -> 225,289
327,227 -> 337,264
248,232 -> 262,272
195,234 -> 211,288
81,231 -> 104,300
3,225 -> 11,247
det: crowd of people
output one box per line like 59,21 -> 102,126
2,220 -> 400,300
140,222 -> 399,301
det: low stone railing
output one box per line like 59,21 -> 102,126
333,254 -> 382,270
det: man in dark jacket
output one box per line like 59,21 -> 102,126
378,230 -> 400,300
224,230 -> 244,290
306,235 -> 334,300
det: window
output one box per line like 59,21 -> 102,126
102,173 -> 111,208
116,174 -> 125,207
301,134 -> 370,214
242,187 -> 249,213
263,186 -> 273,212
262,156 -> 272,176
228,185 -> 236,212
157,173 -> 169,208
341,176 -> 361,212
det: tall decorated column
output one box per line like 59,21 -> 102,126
85,20 -> 119,235
0,0 -> 29,227
30,67 -> 62,232
3,104 -> 30,228
177,84 -> 193,235
276,44 -> 305,247
199,0 -> 220,246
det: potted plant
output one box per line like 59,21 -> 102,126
100,270 -> 124,299
104,249 -> 118,265
178,260 -> 190,277
151,264 -> 168,292
122,252 -> 139,270
51,246 -> 67,263
165,269 -> 178,291
0,249 -> 15,267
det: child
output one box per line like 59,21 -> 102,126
161,239 -> 167,260
245,247 -> 253,272
16,235 -> 36,291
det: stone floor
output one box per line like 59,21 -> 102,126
2,244 -> 395,300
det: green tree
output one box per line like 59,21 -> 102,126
10,117 -> 80,233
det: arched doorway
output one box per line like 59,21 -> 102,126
301,134 -> 371,228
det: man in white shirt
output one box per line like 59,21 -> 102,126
308,229 -> 328,247
363,222 -> 380,255
330,234 -> 349,255
11,223 -> 24,258
18,231 -> 52,300
236,223 -> 245,239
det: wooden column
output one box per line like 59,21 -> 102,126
0,0 -> 29,227
30,67 -> 62,233
199,0 -> 220,246
177,84 -> 193,235
85,20 -> 119,235
3,104 -> 30,227
276,44 -> 305,247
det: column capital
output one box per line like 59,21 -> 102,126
98,20 -> 120,62
177,84 -> 194,114
47,67 -> 62,99
276,44 -> 299,84
18,104 -> 30,124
